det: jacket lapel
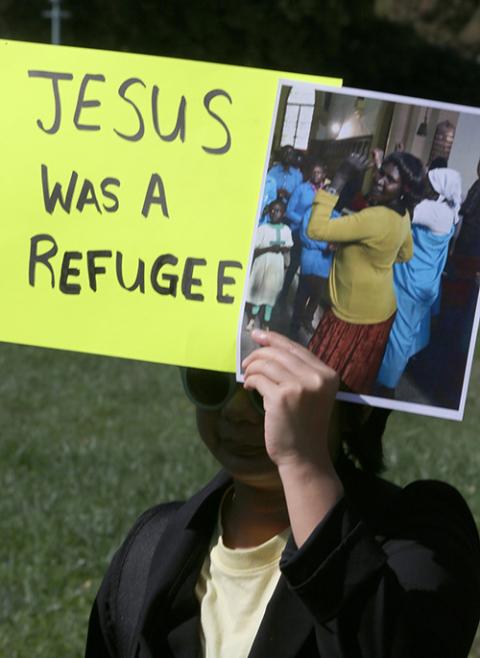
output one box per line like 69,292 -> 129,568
248,575 -> 315,658
135,471 -> 231,658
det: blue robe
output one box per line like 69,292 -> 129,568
299,208 -> 340,278
259,174 -> 278,225
286,182 -> 317,232
268,164 -> 302,198
377,224 -> 453,388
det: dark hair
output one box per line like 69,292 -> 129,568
279,144 -> 294,160
339,402 -> 391,474
383,151 -> 425,215
269,198 -> 286,211
429,156 -> 448,170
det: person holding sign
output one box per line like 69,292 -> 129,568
245,200 -> 293,332
85,330 -> 480,657
307,152 -> 424,394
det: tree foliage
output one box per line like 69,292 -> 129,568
1,0 -> 480,105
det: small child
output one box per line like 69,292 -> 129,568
86,330 -> 480,658
245,199 -> 293,331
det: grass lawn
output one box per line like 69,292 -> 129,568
0,341 -> 479,657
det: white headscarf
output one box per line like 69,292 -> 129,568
428,167 -> 462,225
412,168 -> 463,235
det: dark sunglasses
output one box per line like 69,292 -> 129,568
180,368 -> 264,415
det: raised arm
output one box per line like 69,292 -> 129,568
242,330 -> 480,657
307,190 -> 379,243
242,330 -> 344,547
280,477 -> 480,657
300,207 -> 340,251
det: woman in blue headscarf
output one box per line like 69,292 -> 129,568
376,167 -> 462,391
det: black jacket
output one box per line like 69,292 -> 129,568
86,460 -> 480,657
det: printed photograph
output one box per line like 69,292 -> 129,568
238,83 -> 480,419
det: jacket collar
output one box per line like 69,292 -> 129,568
134,469 -> 319,658
136,470 -> 230,657
134,461 -> 399,658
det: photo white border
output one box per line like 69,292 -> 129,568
236,80 -> 480,421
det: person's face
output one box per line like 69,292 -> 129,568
269,202 -> 285,224
311,165 -> 326,185
282,146 -> 295,167
195,382 -> 343,489
196,386 -> 281,489
370,162 -> 402,205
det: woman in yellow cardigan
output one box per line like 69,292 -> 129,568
307,151 -> 424,394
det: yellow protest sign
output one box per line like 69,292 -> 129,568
0,40 -> 340,371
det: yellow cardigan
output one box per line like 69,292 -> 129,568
307,190 -> 413,324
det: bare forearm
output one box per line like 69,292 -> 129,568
278,458 -> 344,547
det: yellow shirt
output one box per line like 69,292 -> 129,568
307,190 -> 413,324
195,496 -> 289,658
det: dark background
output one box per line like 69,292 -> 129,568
1,0 -> 480,106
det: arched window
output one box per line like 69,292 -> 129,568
280,86 -> 315,150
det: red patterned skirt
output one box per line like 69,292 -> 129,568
308,309 -> 395,394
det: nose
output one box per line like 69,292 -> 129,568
220,385 -> 262,424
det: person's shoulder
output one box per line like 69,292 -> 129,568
401,478 -> 470,507
400,479 -> 477,524
339,205 -> 383,225
412,198 -> 436,216
355,204 -> 404,220
257,223 -> 270,236
383,478 -> 480,553
113,501 -> 184,565
129,501 -> 184,533
469,178 -> 480,192
387,479 -> 480,588
346,463 -> 478,539
92,501 -> 185,631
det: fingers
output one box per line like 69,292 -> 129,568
243,372 -> 283,404
243,330 -> 334,375
244,346 -> 330,386
244,350 -> 293,385
242,331 -> 340,472
347,152 -> 369,170
242,330 -> 339,398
